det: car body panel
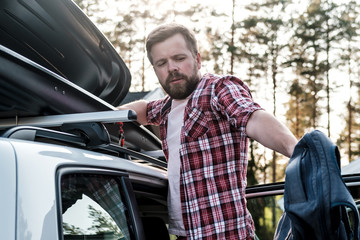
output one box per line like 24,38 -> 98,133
0,0 -> 169,239
0,0 -> 359,238
0,140 -> 16,240
0,138 -> 167,239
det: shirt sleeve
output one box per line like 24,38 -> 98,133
212,76 -> 262,131
146,97 -> 170,126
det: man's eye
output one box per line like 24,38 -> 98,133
156,62 -> 165,67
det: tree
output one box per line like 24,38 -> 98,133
73,0 -> 101,18
203,27 -> 227,74
319,0 -> 350,138
286,78 -> 312,139
284,0 -> 329,133
87,205 -> 123,239
336,0 -> 360,162
237,17 -> 270,186
229,0 -> 236,75
241,0 -> 293,194
63,222 -> 84,235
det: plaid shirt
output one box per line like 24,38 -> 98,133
147,73 -> 262,239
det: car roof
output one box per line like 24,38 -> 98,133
342,158 -> 360,175
4,137 -> 167,178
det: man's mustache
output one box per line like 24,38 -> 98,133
166,71 -> 187,83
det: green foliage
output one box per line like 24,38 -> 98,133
63,205 -> 124,239
286,79 -> 312,139
63,222 -> 84,235
247,195 -> 284,239
87,205 -> 123,238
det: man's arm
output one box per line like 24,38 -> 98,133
117,100 -> 149,125
246,110 -> 298,157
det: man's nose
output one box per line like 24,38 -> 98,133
168,60 -> 179,72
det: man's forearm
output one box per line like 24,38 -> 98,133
117,100 -> 149,125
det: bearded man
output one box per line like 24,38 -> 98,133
118,23 -> 297,240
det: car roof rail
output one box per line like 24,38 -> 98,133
1,124 -> 167,169
101,144 -> 167,168
2,125 -> 87,145
0,110 -> 167,168
0,110 -> 137,129
0,110 -> 138,148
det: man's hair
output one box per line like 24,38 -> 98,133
146,23 -> 198,65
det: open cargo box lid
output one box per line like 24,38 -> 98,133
0,0 -> 162,152
0,44 -> 162,155
0,0 -> 130,112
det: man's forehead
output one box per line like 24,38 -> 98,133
151,34 -> 191,59
154,34 -> 187,49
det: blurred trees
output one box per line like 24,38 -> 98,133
336,1 -> 360,162
73,0 -> 360,183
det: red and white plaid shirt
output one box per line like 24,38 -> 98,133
147,73 -> 262,239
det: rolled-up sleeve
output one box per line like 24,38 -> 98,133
212,76 -> 262,132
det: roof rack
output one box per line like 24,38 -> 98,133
0,110 -> 137,128
0,110 -> 167,169
2,125 -> 167,169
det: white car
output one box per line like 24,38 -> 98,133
0,0 -> 169,239
2,0 -> 359,240
0,132 -> 168,240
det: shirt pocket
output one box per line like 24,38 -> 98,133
183,107 -> 209,139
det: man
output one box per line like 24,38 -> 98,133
118,23 -> 298,240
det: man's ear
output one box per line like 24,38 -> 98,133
196,52 -> 201,69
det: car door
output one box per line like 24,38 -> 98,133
58,166 -> 169,240
58,168 -> 144,240
246,174 -> 360,239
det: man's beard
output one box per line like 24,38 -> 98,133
161,69 -> 200,100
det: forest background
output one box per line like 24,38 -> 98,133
74,0 -> 360,185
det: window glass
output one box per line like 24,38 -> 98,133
347,185 -> 360,228
61,173 -> 132,240
247,194 -> 284,239
248,185 -> 360,239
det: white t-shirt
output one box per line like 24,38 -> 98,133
166,98 -> 188,236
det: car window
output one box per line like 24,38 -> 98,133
247,194 -> 284,239
348,184 -> 360,227
61,173 -> 133,240
247,184 -> 360,239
